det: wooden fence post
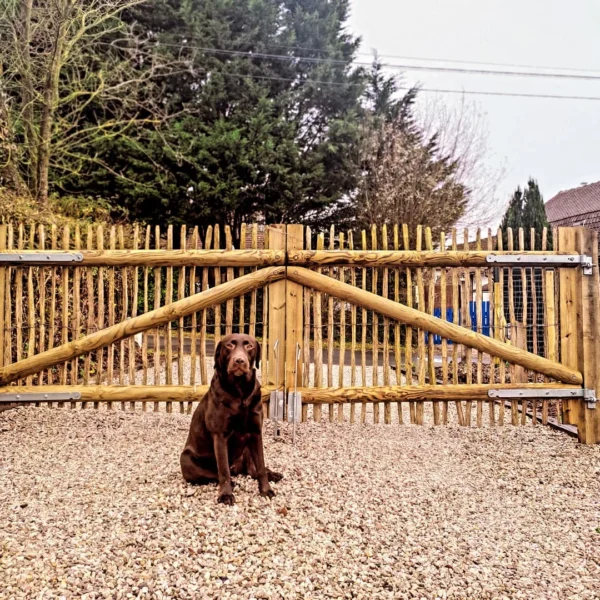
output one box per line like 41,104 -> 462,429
558,227 -> 600,443
0,224 -> 6,370
266,225 -> 304,415
557,228 -> 581,425
286,225 -> 305,392
575,228 -> 600,444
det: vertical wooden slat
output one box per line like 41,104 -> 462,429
178,225 -> 187,413
403,224 -> 415,424
200,226 -> 213,387
507,228 -> 518,425
313,233 -> 324,423
38,225 -> 47,388
94,227 -> 104,406
475,229 -> 483,427
371,225 -> 380,424
59,226 -> 70,406
225,225 -> 234,336
142,226 -> 150,395
15,224 -> 24,385
302,226 -> 311,422
327,226 -> 335,422
239,223 -> 246,336
349,231 -> 357,424
106,227 -> 116,408
451,229 -> 464,426
440,231 -> 448,425
394,225 -> 403,425
415,225 -> 425,425
0,225 -> 6,376
462,229 -> 472,426
337,232 -> 345,422
382,225 -> 391,424
82,226 -> 94,405
189,226 -> 199,413
4,226 -> 13,373
26,224 -> 36,387
5,226 -> 14,373
543,269 -> 556,426
487,229 -> 496,426
70,225 -> 81,408
118,227 -> 127,404
165,226 -> 174,410
47,225 -> 57,388
496,228 -> 505,426
153,226 -> 162,408
213,224 -> 222,347
361,230 -> 367,424
249,224 -> 257,340
530,228 -> 538,425
425,227 -> 439,426
518,228 -> 528,426
129,225 -> 140,409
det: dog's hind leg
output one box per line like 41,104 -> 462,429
180,449 -> 218,485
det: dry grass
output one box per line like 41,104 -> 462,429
1,406 -> 600,599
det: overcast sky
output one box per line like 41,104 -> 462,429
347,0 -> 600,223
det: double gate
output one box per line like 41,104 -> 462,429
0,222 -> 598,444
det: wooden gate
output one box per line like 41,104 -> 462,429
0,222 -> 598,444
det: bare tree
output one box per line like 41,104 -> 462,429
356,112 -> 467,244
416,94 -> 506,230
354,93 -> 506,243
0,0 -> 183,204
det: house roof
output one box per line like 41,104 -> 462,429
545,181 -> 600,223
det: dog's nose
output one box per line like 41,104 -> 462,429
234,357 -> 246,365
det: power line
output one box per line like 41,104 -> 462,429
151,41 -> 600,81
185,68 -> 600,101
154,34 -> 600,74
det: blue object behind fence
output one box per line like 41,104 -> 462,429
427,302 -> 490,344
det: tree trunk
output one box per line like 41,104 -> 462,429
36,18 -> 67,206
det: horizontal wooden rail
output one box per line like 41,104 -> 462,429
0,383 -> 579,404
297,383 -> 580,403
287,267 -> 583,385
0,249 -> 285,267
0,385 -> 274,402
289,250 -> 574,268
0,266 -> 285,385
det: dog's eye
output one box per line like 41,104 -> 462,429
226,342 -> 235,350
245,343 -> 253,350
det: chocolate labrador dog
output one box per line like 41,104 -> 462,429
180,333 -> 282,505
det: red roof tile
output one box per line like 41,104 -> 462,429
545,181 -> 600,223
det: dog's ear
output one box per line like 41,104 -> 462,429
254,340 -> 261,370
214,341 -> 224,371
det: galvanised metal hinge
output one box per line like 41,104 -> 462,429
0,392 -> 82,403
0,252 -> 83,264
486,254 -> 593,275
488,388 -> 596,409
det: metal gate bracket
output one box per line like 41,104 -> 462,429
0,392 -> 82,403
0,252 -> 83,264
486,254 -> 593,275
488,388 -> 596,409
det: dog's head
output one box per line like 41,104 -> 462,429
214,334 -> 261,380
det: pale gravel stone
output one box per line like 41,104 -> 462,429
1,405 -> 600,599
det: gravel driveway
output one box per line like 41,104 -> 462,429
1,407 -> 599,600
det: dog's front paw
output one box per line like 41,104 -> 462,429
260,488 -> 275,499
217,492 -> 236,505
267,470 -> 283,483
